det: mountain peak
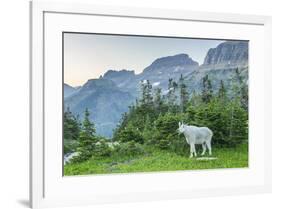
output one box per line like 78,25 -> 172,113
146,54 -> 198,70
81,78 -> 116,92
202,41 -> 248,67
102,69 -> 136,88
64,83 -> 78,98
103,69 -> 135,79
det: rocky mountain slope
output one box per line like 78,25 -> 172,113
137,53 -> 199,90
103,69 -> 136,90
202,41 -> 248,69
184,41 -> 248,93
64,83 -> 77,98
64,79 -> 134,137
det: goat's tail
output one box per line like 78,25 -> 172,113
208,128 -> 213,142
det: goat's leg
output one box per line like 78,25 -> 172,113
193,144 -> 197,157
189,144 -> 193,158
206,141 -> 212,156
201,143 -> 206,156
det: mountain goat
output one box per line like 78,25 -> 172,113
178,122 -> 213,158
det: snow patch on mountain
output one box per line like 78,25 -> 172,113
152,82 -> 160,87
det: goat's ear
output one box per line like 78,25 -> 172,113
178,122 -> 181,127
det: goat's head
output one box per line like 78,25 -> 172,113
177,121 -> 186,134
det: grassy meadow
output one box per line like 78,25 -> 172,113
64,143 -> 248,176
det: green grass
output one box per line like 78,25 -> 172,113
64,143 -> 248,176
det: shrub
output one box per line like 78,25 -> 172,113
64,139 -> 79,154
153,113 -> 184,149
117,124 -> 144,144
154,113 -> 183,138
70,148 -> 92,163
93,139 -> 112,157
157,139 -> 170,149
116,141 -> 144,156
168,134 -> 189,156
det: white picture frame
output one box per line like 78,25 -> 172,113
30,1 -> 272,208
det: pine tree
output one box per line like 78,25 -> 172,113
135,98 -> 139,107
167,78 -> 177,112
225,99 -> 248,146
63,107 -> 80,154
235,68 -> 242,84
167,78 -> 173,106
240,84 -> 248,110
140,80 -> 146,105
189,90 -> 201,107
82,108 -> 95,136
201,75 -> 213,103
76,108 -> 97,161
218,80 -> 226,100
179,74 -> 188,113
118,123 -> 144,144
140,80 -> 153,106
146,80 -> 153,106
153,87 -> 163,110
142,114 -> 152,141
234,68 -> 248,110
113,112 -> 128,141
64,107 -> 80,141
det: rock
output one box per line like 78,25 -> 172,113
64,152 -> 79,165
196,157 -> 218,161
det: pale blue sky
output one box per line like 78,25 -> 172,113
64,33 -> 224,86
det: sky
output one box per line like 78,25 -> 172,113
64,33 -> 224,86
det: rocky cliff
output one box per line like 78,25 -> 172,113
201,41 -> 248,70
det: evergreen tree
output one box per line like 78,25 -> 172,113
140,80 -> 153,106
234,68 -> 248,110
146,80 -> 153,106
167,78 -> 178,112
64,107 -> 80,141
218,80 -> 226,100
135,98 -> 139,107
225,99 -> 248,146
63,107 -> 80,154
153,87 -> 163,111
235,68 -> 243,83
140,80 -> 146,105
189,90 -> 202,107
81,108 -> 96,136
76,108 -> 97,161
142,114 -> 152,142
232,68 -> 242,97
179,74 -> 188,113
167,78 -> 173,106
240,83 -> 248,110
113,112 -> 129,141
117,123 -> 144,144
201,75 -> 213,103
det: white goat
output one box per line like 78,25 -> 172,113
178,122 -> 213,158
